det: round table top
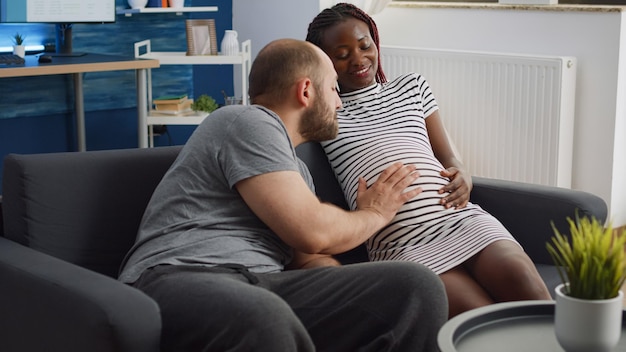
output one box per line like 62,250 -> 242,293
437,300 -> 626,352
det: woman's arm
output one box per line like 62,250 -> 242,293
426,111 -> 473,209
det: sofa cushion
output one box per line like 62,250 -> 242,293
2,146 -> 182,278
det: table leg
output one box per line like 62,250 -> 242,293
136,68 -> 148,148
73,73 -> 86,152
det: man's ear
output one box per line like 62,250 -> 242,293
296,78 -> 313,107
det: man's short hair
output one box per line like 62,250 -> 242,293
249,39 -> 324,104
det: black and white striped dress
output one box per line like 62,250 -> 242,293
321,73 -> 519,274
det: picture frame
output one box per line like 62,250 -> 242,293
185,19 -> 218,56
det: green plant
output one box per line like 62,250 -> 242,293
191,94 -> 218,113
546,214 -> 626,300
12,32 -> 25,45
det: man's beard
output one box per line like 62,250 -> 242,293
299,95 -> 338,142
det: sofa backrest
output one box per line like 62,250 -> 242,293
295,142 -> 349,210
2,146 -> 182,278
1,142 -> 366,277
295,142 -> 369,263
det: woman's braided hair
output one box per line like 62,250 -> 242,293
306,2 -> 387,84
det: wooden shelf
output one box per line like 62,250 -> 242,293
116,6 -> 218,16
147,112 -> 208,125
135,39 -> 252,147
136,51 -> 246,65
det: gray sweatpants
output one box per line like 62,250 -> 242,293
132,261 -> 447,352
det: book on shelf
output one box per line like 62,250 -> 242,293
154,94 -> 188,104
154,99 -> 192,112
154,94 -> 189,109
153,96 -> 194,115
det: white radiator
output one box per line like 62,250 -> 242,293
380,45 -> 577,188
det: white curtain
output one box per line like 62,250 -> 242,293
333,0 -> 392,15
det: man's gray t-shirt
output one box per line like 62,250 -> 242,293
119,105 -> 314,284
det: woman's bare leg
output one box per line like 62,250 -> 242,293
440,240 -> 551,318
467,240 -> 551,302
440,266 -> 494,318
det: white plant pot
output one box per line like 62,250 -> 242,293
554,283 -> 623,352
13,45 -> 25,58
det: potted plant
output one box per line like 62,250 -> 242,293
191,94 -> 218,113
546,215 -> 626,352
12,32 -> 25,58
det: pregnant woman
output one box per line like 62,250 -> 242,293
306,2 -> 551,318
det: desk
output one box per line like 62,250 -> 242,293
0,54 -> 159,151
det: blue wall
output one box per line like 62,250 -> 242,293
0,0 -> 234,193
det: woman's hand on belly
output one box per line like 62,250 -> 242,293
438,167 -> 472,209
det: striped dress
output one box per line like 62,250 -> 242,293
321,73 -> 519,274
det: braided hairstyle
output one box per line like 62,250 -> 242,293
306,2 -> 387,84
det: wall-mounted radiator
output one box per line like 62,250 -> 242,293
380,46 -> 577,188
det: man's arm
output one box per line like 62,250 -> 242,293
235,162 -> 420,256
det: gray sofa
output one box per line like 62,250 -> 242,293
0,143 -> 608,351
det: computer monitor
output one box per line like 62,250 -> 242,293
0,0 -> 115,56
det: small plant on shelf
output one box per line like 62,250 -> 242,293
12,32 -> 25,46
191,94 -> 218,113
546,214 -> 626,300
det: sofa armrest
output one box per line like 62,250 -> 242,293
0,196 -> 4,238
0,237 -> 161,352
470,176 -> 608,265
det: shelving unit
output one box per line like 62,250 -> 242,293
134,39 -> 252,147
116,6 -> 218,16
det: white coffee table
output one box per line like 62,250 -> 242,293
438,300 -> 626,352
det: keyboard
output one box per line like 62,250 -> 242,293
0,54 -> 25,65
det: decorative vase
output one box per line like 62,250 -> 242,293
127,0 -> 148,9
12,45 -> 25,58
220,30 -> 239,56
554,283 -> 623,352
168,0 -> 184,7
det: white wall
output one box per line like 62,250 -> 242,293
233,1 -> 626,226
233,0 -> 326,59
232,0 -> 327,99
613,12 -> 626,227
373,4 -> 625,227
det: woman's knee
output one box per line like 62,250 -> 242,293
441,267 -> 494,318
471,244 -> 550,300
